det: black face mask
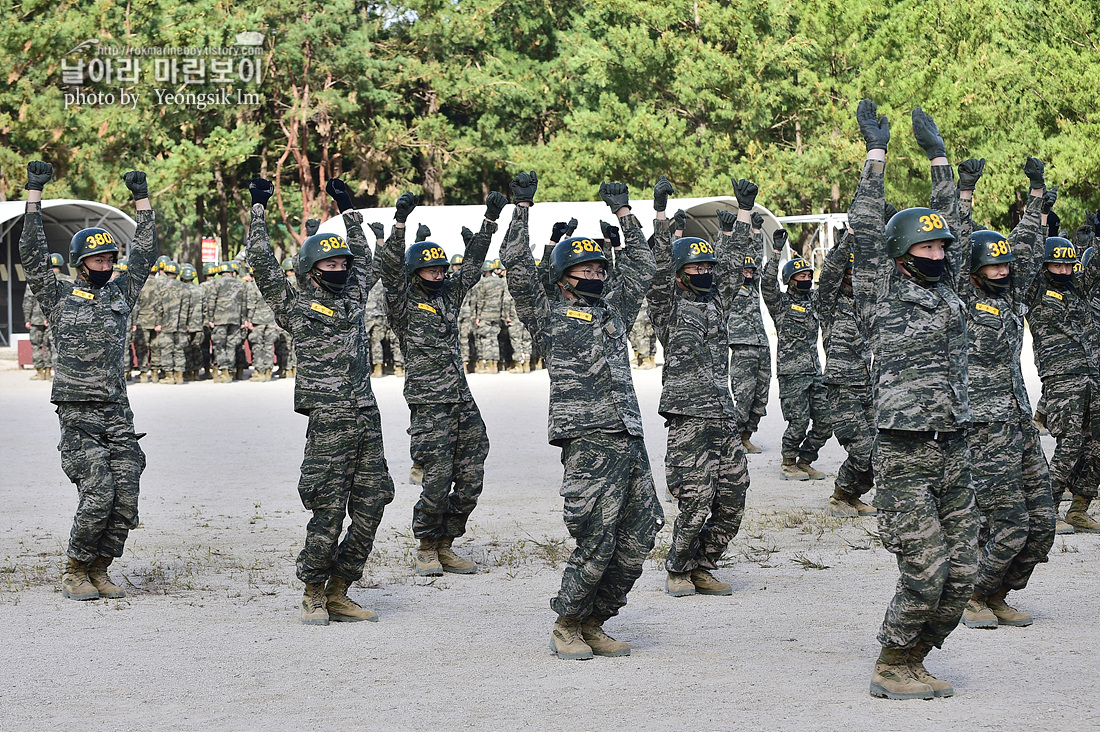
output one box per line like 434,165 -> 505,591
1047,271 -> 1074,289
904,254 -> 945,283
685,272 -> 713,293
571,277 -> 604,305
980,275 -> 1010,295
316,269 -> 349,295
84,268 -> 112,288
742,274 -> 756,287
419,276 -> 445,294
794,278 -> 813,292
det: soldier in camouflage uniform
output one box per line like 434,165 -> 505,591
22,260 -> 53,380
647,176 -> 752,599
114,257 -> 135,377
199,262 -> 218,379
501,172 -> 662,660
246,176 -> 395,626
178,264 -> 204,380
761,231 -> 831,481
851,101 -> 979,700
451,253 -> 476,371
816,230 -> 876,516
153,261 -> 192,384
19,162 -> 156,602
627,299 -> 657,369
244,264 -> 278,381
501,273 -> 534,372
132,255 -> 167,381
380,192 -> 502,576
955,158 -> 1056,630
208,260 -> 247,381
274,255 -> 298,378
366,280 -> 404,377
471,259 -> 506,372
727,213 -> 770,454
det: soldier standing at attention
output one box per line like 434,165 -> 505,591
851,100 -> 979,700
471,258 -> 506,373
244,263 -> 278,381
199,262 -> 218,379
761,230 -> 831,481
501,172 -> 662,660
648,176 -> 753,599
153,261 -> 190,384
246,176 -> 395,626
274,250 -> 301,379
179,264 -> 205,381
133,255 -> 167,381
209,260 -> 247,381
380,191 -> 502,576
627,298 -> 657,369
18,161 -> 157,601
22,254 -> 57,380
726,212 -> 770,453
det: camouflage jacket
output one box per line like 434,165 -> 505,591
761,253 -> 821,376
19,206 -> 158,404
185,282 -> 205,332
247,205 -> 378,415
816,232 -> 871,386
471,274 -> 506,323
208,275 -> 246,325
380,218 -> 494,405
629,298 -> 652,338
364,281 -> 388,323
648,218 -> 747,419
244,279 -> 277,326
850,161 -> 970,432
201,278 -> 218,323
501,280 -> 520,325
133,273 -> 163,328
501,206 -> 655,446
22,288 -> 46,326
726,229 -> 768,347
155,277 -> 194,333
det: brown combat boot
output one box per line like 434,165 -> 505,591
87,556 -> 125,599
151,370 -> 160,383
415,538 -> 443,576
1065,495 -> 1100,533
371,363 -> 383,377
869,646 -> 934,700
781,458 -> 810,481
29,368 -> 45,381
285,367 -> 296,378
907,642 -> 954,697
324,576 -> 378,622
666,571 -> 696,597
962,593 -> 998,629
690,568 -> 732,596
235,367 -> 245,381
580,618 -> 631,657
986,586 -> 1033,627
797,460 -> 826,480
487,360 -> 499,373
641,356 -> 657,370
740,431 -> 762,453
393,365 -> 405,377
437,537 -> 477,574
409,463 -> 424,485
301,582 -> 329,625
61,558 -> 100,601
1033,411 -> 1048,435
550,616 -> 593,660
827,490 -> 859,517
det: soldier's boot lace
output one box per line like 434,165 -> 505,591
740,431 -> 762,454
62,558 -> 100,601
580,618 -> 630,657
1065,495 -> 1100,533
781,458 -> 810,481
550,616 -> 593,660
436,538 -> 477,574
665,571 -> 696,597
87,556 -> 125,599
906,642 -> 954,697
796,460 -> 826,480
415,539 -> 443,577
962,593 -> 998,629
986,586 -> 1032,627
690,568 -> 732,596
300,582 -> 329,625
324,576 -> 378,622
869,647 -> 934,700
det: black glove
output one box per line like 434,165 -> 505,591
368,222 -> 385,240
395,192 -> 418,223
672,209 -> 686,232
1041,186 -> 1058,215
26,161 -> 53,191
957,158 -> 986,192
600,221 -> 621,249
733,178 -> 758,211
551,221 -> 570,243
565,218 -> 578,238
1088,212 -> 1098,231
326,178 -> 354,213
510,171 -> 538,205
305,218 -> 321,237
884,202 -> 898,223
716,210 -> 737,232
249,177 -> 274,207
485,191 -> 507,221
599,181 -> 630,211
1023,156 -> 1045,190
751,211 -> 764,230
416,223 -> 431,242
1047,210 -> 1060,238
123,170 -> 149,200
653,175 -> 674,212
773,229 -> 789,252
461,226 -> 474,247
856,99 -> 890,152
911,107 -> 946,159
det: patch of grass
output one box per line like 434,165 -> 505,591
789,552 -> 830,570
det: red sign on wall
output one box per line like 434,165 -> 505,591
201,237 -> 219,263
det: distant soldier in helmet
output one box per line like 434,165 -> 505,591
23,251 -> 68,380
179,264 -> 205,380
274,253 -> 299,378
379,191 -> 503,577
245,176 -> 395,626
646,176 -> 752,600
153,261 -> 191,384
470,255 -> 506,373
133,254 -> 171,381
726,212 -> 770,453
243,260 -> 278,381
208,259 -> 247,381
17,161 -> 158,602
500,172 -> 662,661
199,262 -> 219,379
451,252 -> 477,371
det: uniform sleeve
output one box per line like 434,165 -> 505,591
17,207 -> 62,314
343,210 -> 375,305
1009,192 -> 1044,304
645,217 -> 674,346
245,204 -> 295,326
929,164 -> 964,293
849,159 -> 888,324
379,224 -> 408,335
608,213 -> 657,330
760,254 -> 782,321
499,205 -> 550,352
456,219 -> 495,303
120,209 -> 159,312
815,233 -> 851,316
716,222 -> 752,310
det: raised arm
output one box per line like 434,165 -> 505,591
850,99 -> 891,321
644,176 -> 675,343
244,178 -> 294,323
716,179 -> 757,307
18,162 -> 61,313
954,157 -> 985,295
456,193 -> 502,302
499,176 -> 550,350
760,230 -> 785,319
598,181 -> 655,327
816,229 -> 852,314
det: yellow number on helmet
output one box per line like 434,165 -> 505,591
572,241 -> 583,254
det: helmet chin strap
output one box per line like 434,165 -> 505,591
560,279 -> 602,304
677,272 -> 710,298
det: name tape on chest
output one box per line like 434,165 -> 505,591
310,302 -> 334,317
790,304 -> 807,313
1044,290 -> 1064,301
565,309 -> 593,322
71,289 -> 95,300
417,302 -> 438,314
975,302 -> 1000,316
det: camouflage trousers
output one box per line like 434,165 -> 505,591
459,322 -> 474,363
663,416 -> 748,573
200,327 -> 212,372
777,373 -> 831,463
628,327 -> 656,359
475,321 -> 501,361
134,327 -> 158,371
409,400 -> 490,539
827,383 -> 874,498
211,324 -> 244,371
969,419 -> 1055,596
56,402 -> 146,563
507,321 -> 532,360
552,432 -> 664,621
158,331 -> 186,372
368,320 -> 403,368
185,332 -> 204,373
275,328 -> 296,371
296,406 -> 395,584
1043,373 -> 1100,498
873,430 -> 978,649
248,324 -> 277,371
729,345 -> 770,434
29,324 -> 52,369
